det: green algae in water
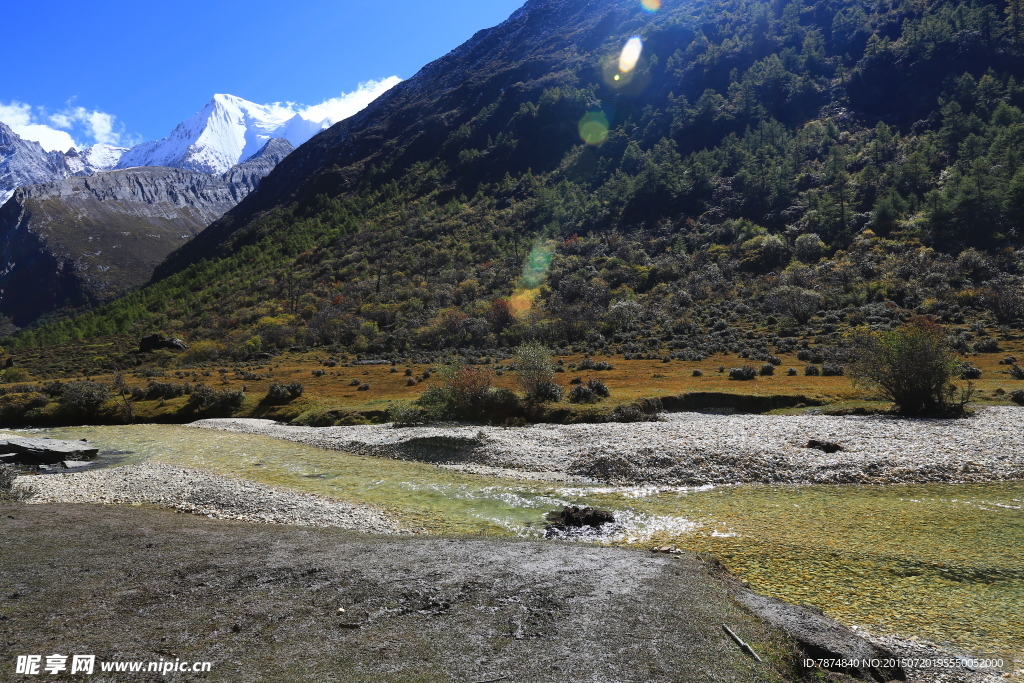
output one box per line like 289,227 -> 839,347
603,483 -> 1024,664
9,424 -> 563,535
13,424 -> 1024,665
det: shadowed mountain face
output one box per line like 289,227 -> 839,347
155,0 -> 644,276
0,139 -> 293,327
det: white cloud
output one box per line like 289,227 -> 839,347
0,100 -> 131,151
285,76 -> 402,125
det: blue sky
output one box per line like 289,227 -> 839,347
3,0 -> 526,151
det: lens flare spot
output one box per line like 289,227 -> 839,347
619,36 -> 643,73
510,241 -> 556,317
521,241 -> 554,289
641,0 -> 661,12
578,111 -> 609,145
510,287 -> 540,318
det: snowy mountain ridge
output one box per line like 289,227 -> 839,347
0,93 -> 335,202
113,94 -> 330,175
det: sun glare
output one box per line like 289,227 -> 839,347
619,36 -> 644,73
641,0 -> 661,12
578,111 -> 610,145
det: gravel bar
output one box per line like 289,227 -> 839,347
16,462 -> 405,533
191,407 -> 1024,486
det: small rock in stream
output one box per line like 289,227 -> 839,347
544,505 -> 615,537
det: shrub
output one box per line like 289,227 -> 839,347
768,286 -> 822,324
0,392 -> 50,424
787,367 -> 798,376
794,233 -> 826,262
576,358 -> 614,371
797,348 -> 825,363
529,380 -> 563,402
692,369 -> 703,377
586,379 -> 610,398
188,384 -> 245,414
131,381 -> 190,400
2,368 -> 32,383
846,317 -> 962,415
389,401 -> 423,426
821,363 -> 845,376
805,364 -> 821,376
568,384 -> 597,404
0,384 -> 39,397
358,383 -> 370,391
406,377 -> 417,386
418,371 -> 520,422
59,381 -> 109,418
1010,389 -> 1024,405
181,341 -> 225,364
312,369 -> 326,377
959,364 -> 983,379
569,378 -> 609,404
729,365 -> 758,381
608,398 -> 662,423
759,363 -> 775,376
418,362 -> 497,420
514,343 -> 560,402
972,338 -> 1001,353
1009,364 -> 1024,380
266,382 -> 304,402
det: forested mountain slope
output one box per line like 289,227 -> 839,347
11,0 -> 1024,357
0,139 -> 293,328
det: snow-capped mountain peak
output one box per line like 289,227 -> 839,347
1,81 -> 401,203
115,94 -> 327,175
63,143 -> 128,175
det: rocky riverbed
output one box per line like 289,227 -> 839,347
16,462 -> 404,534
191,406 -> 1024,486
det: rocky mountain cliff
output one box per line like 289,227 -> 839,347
0,138 -> 293,326
0,123 -> 80,207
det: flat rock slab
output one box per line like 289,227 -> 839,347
0,437 -> 98,465
0,502 -> 797,683
736,589 -> 906,681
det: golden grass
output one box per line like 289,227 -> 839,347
3,333 -> 1023,425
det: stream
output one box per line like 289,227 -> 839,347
8,423 -> 1023,665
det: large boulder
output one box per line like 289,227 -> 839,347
139,334 -> 189,353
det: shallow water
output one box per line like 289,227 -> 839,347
10,424 -> 1024,664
